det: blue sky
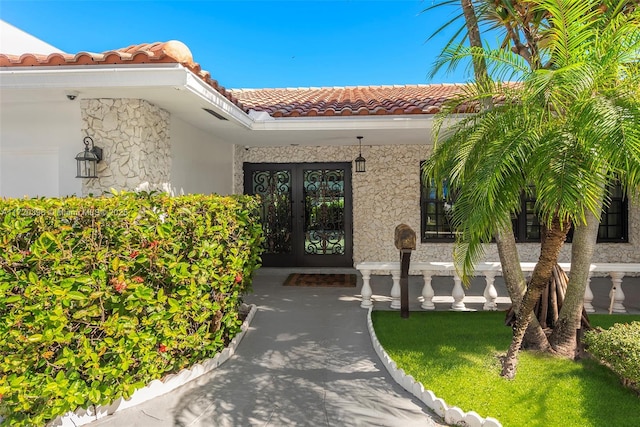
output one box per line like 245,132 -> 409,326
1,0 -> 475,89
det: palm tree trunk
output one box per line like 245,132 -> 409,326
495,221 -> 550,351
495,221 -> 526,306
461,0 -> 550,353
550,201 -> 603,357
461,0 -> 488,83
501,215 -> 569,379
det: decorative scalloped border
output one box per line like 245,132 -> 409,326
366,308 -> 503,427
49,304 -> 258,427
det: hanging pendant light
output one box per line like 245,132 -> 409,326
355,136 -> 366,173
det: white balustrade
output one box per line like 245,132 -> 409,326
390,269 -> 401,309
583,272 -> 595,313
355,261 -> 640,313
420,272 -> 435,310
591,264 -> 638,314
483,271 -> 498,311
426,262 -> 467,311
357,262 -> 397,309
609,271 -> 627,313
451,273 -> 466,311
360,269 -> 372,308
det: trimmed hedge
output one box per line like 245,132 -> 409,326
584,321 -> 640,392
0,192 -> 263,426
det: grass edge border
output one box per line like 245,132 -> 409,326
366,308 -> 503,427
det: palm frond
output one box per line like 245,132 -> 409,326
534,0 -> 602,67
431,43 -> 530,82
424,0 -> 640,279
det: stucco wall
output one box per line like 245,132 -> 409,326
234,143 -> 640,265
170,116 -> 233,195
81,99 -> 171,196
0,100 -> 82,198
1,96 -> 233,199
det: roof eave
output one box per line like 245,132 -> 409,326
0,63 -> 188,88
182,71 -> 253,128
0,63 -> 254,129
249,113 -> 468,132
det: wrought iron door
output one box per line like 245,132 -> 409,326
244,162 -> 353,267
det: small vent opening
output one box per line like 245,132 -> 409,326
203,108 -> 228,121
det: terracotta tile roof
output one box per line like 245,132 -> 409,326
0,40 -> 245,109
229,85 -> 467,117
0,41 -> 193,66
1,40 -> 468,117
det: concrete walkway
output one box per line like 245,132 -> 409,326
91,268 -> 445,427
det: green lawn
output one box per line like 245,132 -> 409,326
372,311 -> 640,427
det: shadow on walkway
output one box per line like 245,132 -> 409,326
91,267 -> 444,426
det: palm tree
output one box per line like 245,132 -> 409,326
423,0 -> 640,378
486,0 -> 640,361
545,1 -> 640,354
428,0 -> 553,352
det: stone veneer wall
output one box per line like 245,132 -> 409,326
234,144 -> 640,265
80,99 -> 171,195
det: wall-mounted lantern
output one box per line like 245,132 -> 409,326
75,136 -> 103,178
355,136 -> 366,173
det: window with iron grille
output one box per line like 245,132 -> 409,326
512,183 -> 628,243
420,161 -> 628,243
512,189 -> 542,242
596,183 -> 628,242
420,162 -> 457,242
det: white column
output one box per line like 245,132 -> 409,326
483,271 -> 498,311
583,272 -> 595,313
390,269 -> 401,309
421,271 -> 435,310
609,271 -> 627,313
360,270 -> 373,309
451,273 -> 467,311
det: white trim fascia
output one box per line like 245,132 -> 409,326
182,72 -> 253,128
0,64 -> 254,128
0,64 -> 189,89
249,115 -> 437,131
248,113 -> 470,132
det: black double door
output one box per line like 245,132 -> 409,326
244,162 -> 353,267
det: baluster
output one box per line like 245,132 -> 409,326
609,271 -> 627,313
483,271 -> 498,311
390,269 -> 401,309
360,270 -> 373,309
583,272 -> 594,313
451,273 -> 467,311
421,271 -> 435,310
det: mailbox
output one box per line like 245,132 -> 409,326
395,224 -> 416,251
394,224 -> 415,318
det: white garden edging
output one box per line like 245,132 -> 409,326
48,304 -> 258,427
366,308 -> 502,427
